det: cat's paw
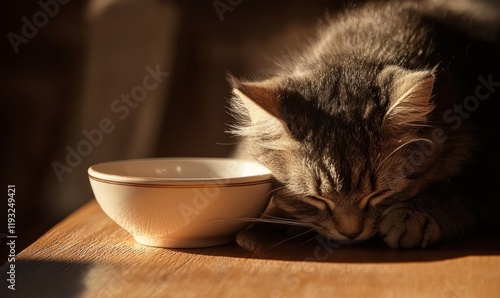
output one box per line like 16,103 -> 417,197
379,205 -> 441,248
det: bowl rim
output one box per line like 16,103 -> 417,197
88,157 -> 273,187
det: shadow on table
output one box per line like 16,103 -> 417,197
0,260 -> 89,298
173,225 -> 500,263
0,259 -> 148,298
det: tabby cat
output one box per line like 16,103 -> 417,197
229,0 -> 500,248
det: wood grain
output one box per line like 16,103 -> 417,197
2,200 -> 500,297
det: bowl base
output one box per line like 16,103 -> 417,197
133,235 -> 235,248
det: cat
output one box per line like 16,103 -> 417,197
228,0 -> 500,248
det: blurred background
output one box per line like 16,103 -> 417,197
1,0 -> 347,254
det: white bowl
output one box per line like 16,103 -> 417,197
88,158 -> 273,248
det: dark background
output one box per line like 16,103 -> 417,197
0,0 -> 347,257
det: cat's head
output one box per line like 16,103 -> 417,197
229,64 -> 441,242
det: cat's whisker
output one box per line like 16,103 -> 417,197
265,185 -> 286,197
298,233 -> 322,246
376,138 -> 433,172
259,213 -> 303,223
206,217 -> 313,227
263,227 -> 316,252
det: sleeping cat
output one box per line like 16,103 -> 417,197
229,0 -> 500,248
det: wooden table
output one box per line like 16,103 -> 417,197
2,200 -> 500,297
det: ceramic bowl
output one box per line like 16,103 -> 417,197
88,158 -> 273,248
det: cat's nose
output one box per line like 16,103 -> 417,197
336,216 -> 364,239
341,230 -> 362,239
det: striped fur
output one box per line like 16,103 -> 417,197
229,1 -> 500,248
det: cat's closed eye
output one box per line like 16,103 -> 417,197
308,194 -> 335,209
360,189 -> 393,208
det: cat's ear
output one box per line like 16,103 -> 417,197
378,66 -> 435,128
229,74 -> 285,123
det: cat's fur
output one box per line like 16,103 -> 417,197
229,0 -> 500,248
